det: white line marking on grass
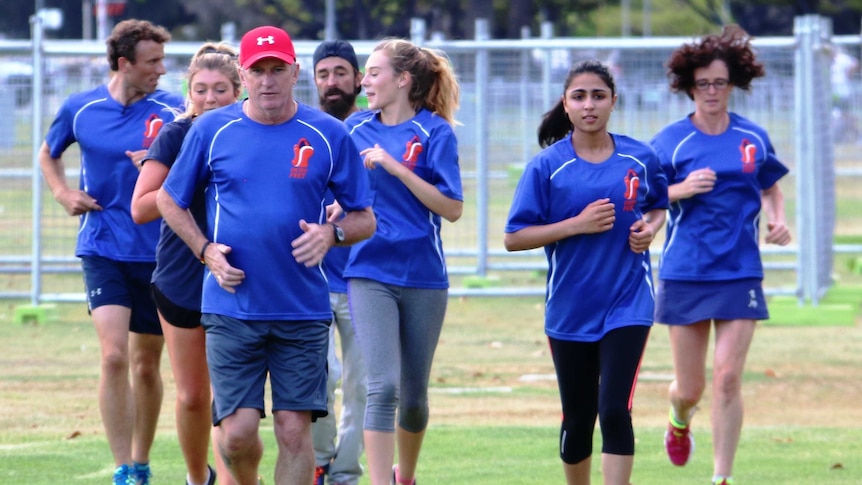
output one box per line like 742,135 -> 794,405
0,441 -> 57,451
519,374 -> 555,382
430,386 -> 513,394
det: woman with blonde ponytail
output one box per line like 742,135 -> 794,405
342,38 -> 463,485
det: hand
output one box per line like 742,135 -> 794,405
291,219 -> 333,267
574,198 -> 615,234
54,188 -> 102,216
326,201 -> 344,222
628,218 -> 655,254
683,168 -> 716,198
125,149 -> 147,170
204,243 -> 245,294
360,144 -> 399,174
764,221 -> 791,246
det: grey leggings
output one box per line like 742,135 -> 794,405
348,278 -> 447,433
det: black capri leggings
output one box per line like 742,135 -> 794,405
549,325 -> 650,464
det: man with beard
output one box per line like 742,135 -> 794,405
314,40 -> 363,121
311,40 -> 367,485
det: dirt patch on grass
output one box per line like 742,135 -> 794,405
1,299 -> 861,444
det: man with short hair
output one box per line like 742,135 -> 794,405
157,26 -> 376,485
38,18 -> 183,485
311,40 -> 366,485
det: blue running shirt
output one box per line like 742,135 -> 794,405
344,108 -> 463,289
505,134 -> 669,342
143,118 -> 206,311
649,113 -> 789,281
45,85 -> 184,261
162,102 -> 372,320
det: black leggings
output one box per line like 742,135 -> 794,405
549,325 -> 650,464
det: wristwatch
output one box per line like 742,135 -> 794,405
332,223 -> 345,244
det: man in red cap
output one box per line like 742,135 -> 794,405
157,25 -> 376,485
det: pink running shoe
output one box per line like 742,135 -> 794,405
664,420 -> 694,466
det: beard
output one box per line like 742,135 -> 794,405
319,87 -> 358,121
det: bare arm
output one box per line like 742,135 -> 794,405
761,183 -> 791,245
504,198 -> 616,252
156,187 -> 245,293
38,141 -> 102,215
130,161 -> 169,224
361,144 -> 463,222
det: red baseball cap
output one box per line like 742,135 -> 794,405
239,26 -> 296,69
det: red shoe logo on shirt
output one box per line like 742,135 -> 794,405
740,139 -> 756,173
402,136 -> 423,170
142,114 -> 164,148
623,169 -> 639,211
291,138 -> 313,179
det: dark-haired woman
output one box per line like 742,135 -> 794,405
505,59 -> 668,485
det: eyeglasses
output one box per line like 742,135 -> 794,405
694,78 -> 730,91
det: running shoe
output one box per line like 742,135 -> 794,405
187,464 -> 217,485
132,462 -> 151,485
391,465 -> 416,485
664,419 -> 694,466
112,464 -> 136,485
314,464 -> 329,485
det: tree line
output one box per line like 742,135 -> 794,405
2,0 -> 860,41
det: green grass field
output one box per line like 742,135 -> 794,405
2,295 -> 861,484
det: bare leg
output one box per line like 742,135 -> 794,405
218,408 -> 264,485
129,331 -> 164,465
364,430 -> 395,485
273,410 -> 314,485
563,456 -> 591,485
667,321 -> 711,424
393,425 -> 424,483
213,425 -> 238,484
162,319 -> 211,484
711,319 -> 755,479
601,453 -> 633,485
91,305 -> 134,467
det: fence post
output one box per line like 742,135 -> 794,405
520,26 -> 531,165
13,10 -> 53,324
30,12 -> 45,307
540,22 -> 553,113
794,15 -> 836,305
475,19 -> 490,278
410,18 -> 426,45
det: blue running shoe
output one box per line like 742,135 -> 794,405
132,462 -> 151,485
112,464 -> 135,485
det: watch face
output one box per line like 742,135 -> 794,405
334,225 -> 345,242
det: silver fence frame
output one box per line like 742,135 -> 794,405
1,14 -> 849,305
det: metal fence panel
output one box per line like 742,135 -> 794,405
0,16 -> 854,302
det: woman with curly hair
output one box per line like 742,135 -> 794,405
650,25 -> 792,485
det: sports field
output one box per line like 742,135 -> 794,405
1,291 -> 861,484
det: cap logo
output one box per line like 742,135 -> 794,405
257,36 -> 275,46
